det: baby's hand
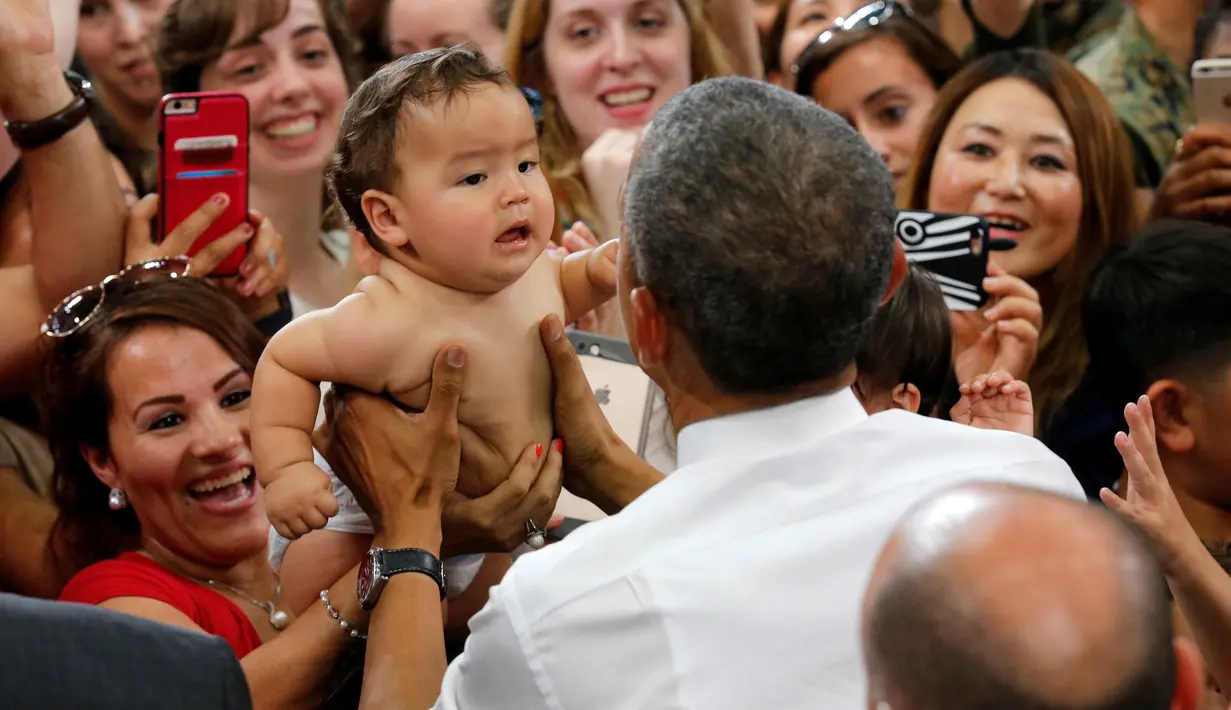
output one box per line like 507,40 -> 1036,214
263,465 -> 339,539
586,238 -> 619,297
950,371 -> 1034,437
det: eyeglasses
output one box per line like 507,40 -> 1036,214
41,257 -> 192,338
791,1 -> 930,90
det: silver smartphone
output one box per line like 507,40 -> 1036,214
1194,59 -> 1231,124
567,330 -> 654,456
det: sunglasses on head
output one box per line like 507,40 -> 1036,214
791,1 -> 924,79
41,257 -> 193,339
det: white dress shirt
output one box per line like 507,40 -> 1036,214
435,389 -> 1083,709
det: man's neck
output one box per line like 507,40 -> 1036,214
97,85 -> 158,152
1136,0 -> 1205,68
662,365 -> 858,434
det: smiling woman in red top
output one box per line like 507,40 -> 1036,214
47,275 -> 368,705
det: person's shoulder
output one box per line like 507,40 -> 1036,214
857,411 -> 1082,496
0,594 -> 252,710
59,552 -> 195,610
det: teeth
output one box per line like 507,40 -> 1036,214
602,88 -> 652,107
264,116 -> 316,139
987,217 -> 1028,231
190,467 -> 252,494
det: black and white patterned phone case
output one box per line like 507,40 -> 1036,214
894,211 -> 990,311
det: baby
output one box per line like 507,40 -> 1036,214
252,47 -> 617,541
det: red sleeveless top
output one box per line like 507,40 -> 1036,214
59,551 -> 263,658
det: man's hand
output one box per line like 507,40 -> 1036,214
950,371 -> 1034,436
315,346 -> 466,545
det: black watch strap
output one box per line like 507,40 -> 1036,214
382,548 -> 446,599
4,71 -> 94,151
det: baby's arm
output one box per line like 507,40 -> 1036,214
252,278 -> 413,538
559,238 -> 619,325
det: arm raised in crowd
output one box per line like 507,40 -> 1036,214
1101,397 -> 1231,697
0,0 -> 126,311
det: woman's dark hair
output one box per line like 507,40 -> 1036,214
763,0 -> 791,77
44,278 -> 266,577
902,49 -> 1137,431
791,4 -> 961,98
856,265 -> 952,417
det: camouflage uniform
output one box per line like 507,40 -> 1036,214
1075,9 -> 1195,188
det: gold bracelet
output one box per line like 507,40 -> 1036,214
320,589 -> 367,640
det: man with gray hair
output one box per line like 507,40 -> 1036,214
862,482 -> 1205,710
346,76 -> 1084,709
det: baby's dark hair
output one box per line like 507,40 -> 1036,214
327,45 -> 514,250
856,265 -> 953,416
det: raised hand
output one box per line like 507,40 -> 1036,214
0,0 -> 56,69
581,128 -> 641,238
1099,396 -> 1204,574
950,371 -> 1034,436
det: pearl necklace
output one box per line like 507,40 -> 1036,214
206,579 -> 291,631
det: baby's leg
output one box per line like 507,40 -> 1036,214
280,530 -> 371,615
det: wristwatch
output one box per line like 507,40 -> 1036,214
357,547 -> 446,610
3,70 -> 95,151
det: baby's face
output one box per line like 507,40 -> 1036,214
388,84 -> 555,293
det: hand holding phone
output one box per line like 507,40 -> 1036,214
158,91 -> 250,276
894,211 -> 991,311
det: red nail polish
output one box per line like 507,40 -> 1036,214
213,193 -> 229,206
555,440 -> 563,454
535,444 -> 543,459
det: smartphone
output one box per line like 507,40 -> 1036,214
157,91 -> 250,276
1193,59 -> 1231,125
568,331 -> 654,455
894,210 -> 990,311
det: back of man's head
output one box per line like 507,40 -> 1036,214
623,76 -> 896,396
1084,219 -> 1231,410
863,483 -> 1181,710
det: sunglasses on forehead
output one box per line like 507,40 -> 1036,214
41,257 -> 193,339
790,0 -> 924,76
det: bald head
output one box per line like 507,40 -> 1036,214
863,483 -> 1175,710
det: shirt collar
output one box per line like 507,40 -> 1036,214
675,387 -> 869,468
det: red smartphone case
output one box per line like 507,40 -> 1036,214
158,92 -> 250,276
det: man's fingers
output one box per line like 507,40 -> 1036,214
540,314 -> 591,397
424,345 -> 467,428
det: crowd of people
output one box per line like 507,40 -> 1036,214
3,0 -> 1231,708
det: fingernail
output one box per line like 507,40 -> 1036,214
242,262 -> 255,275
555,439 -> 563,454
547,316 -> 564,341
984,306 -> 1000,319
239,282 -> 252,295
213,193 -> 229,207
241,223 -> 253,235
982,277 -> 995,288
535,443 -> 543,459
447,345 -> 466,368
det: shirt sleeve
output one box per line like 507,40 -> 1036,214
434,580 -> 553,710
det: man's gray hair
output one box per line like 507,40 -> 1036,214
624,76 -> 896,395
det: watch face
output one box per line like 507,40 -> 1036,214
357,552 -> 375,603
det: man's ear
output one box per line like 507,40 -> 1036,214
629,286 -> 668,370
882,238 -> 908,305
889,383 -> 921,414
80,444 -> 119,490
360,189 -> 411,251
1147,381 -> 1198,454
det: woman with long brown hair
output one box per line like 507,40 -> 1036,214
902,48 -> 1138,496
504,0 -> 733,240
